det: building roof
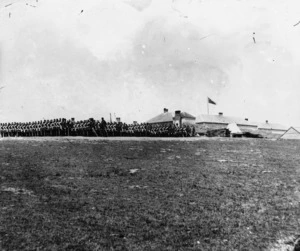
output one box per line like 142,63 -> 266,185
147,112 -> 173,124
196,114 -> 257,127
147,111 -> 196,124
294,127 -> 300,132
180,112 -> 196,120
257,122 -> 288,131
280,127 -> 300,139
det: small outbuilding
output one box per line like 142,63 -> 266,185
279,127 -> 300,140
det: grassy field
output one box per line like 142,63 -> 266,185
0,137 -> 300,250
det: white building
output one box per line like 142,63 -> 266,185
196,113 -> 257,132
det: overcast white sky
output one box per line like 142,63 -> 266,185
0,0 -> 300,125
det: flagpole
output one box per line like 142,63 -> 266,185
207,97 -> 209,115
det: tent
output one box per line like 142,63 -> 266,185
227,123 -> 242,137
280,127 -> 300,140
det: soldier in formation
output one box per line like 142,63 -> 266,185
0,118 -> 196,138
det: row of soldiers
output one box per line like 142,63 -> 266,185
0,118 -> 196,137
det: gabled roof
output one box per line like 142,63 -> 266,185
280,126 -> 300,139
257,122 -> 288,131
147,112 -> 173,123
294,127 -> 300,132
147,111 -> 196,124
196,114 -> 257,127
180,112 -> 196,120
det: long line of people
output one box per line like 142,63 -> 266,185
0,118 -> 196,138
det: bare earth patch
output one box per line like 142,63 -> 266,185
1,186 -> 35,196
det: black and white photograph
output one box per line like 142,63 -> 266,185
0,0 -> 300,250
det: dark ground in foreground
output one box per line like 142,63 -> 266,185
0,137 -> 300,250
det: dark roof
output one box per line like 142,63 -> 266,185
196,114 -> 257,127
147,111 -> 196,124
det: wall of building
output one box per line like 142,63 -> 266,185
258,128 -> 286,134
237,124 -> 257,131
181,118 -> 196,125
196,122 -> 228,131
196,122 -> 257,131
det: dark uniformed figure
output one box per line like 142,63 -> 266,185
100,117 -> 107,137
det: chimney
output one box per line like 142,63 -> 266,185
163,108 -> 168,113
175,110 -> 181,115
116,117 -> 121,123
266,120 -> 268,124
174,110 -> 182,127
245,118 -> 248,121
219,112 -> 223,116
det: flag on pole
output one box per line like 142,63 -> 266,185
208,97 -> 216,105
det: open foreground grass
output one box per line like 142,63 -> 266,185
0,137 -> 300,250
